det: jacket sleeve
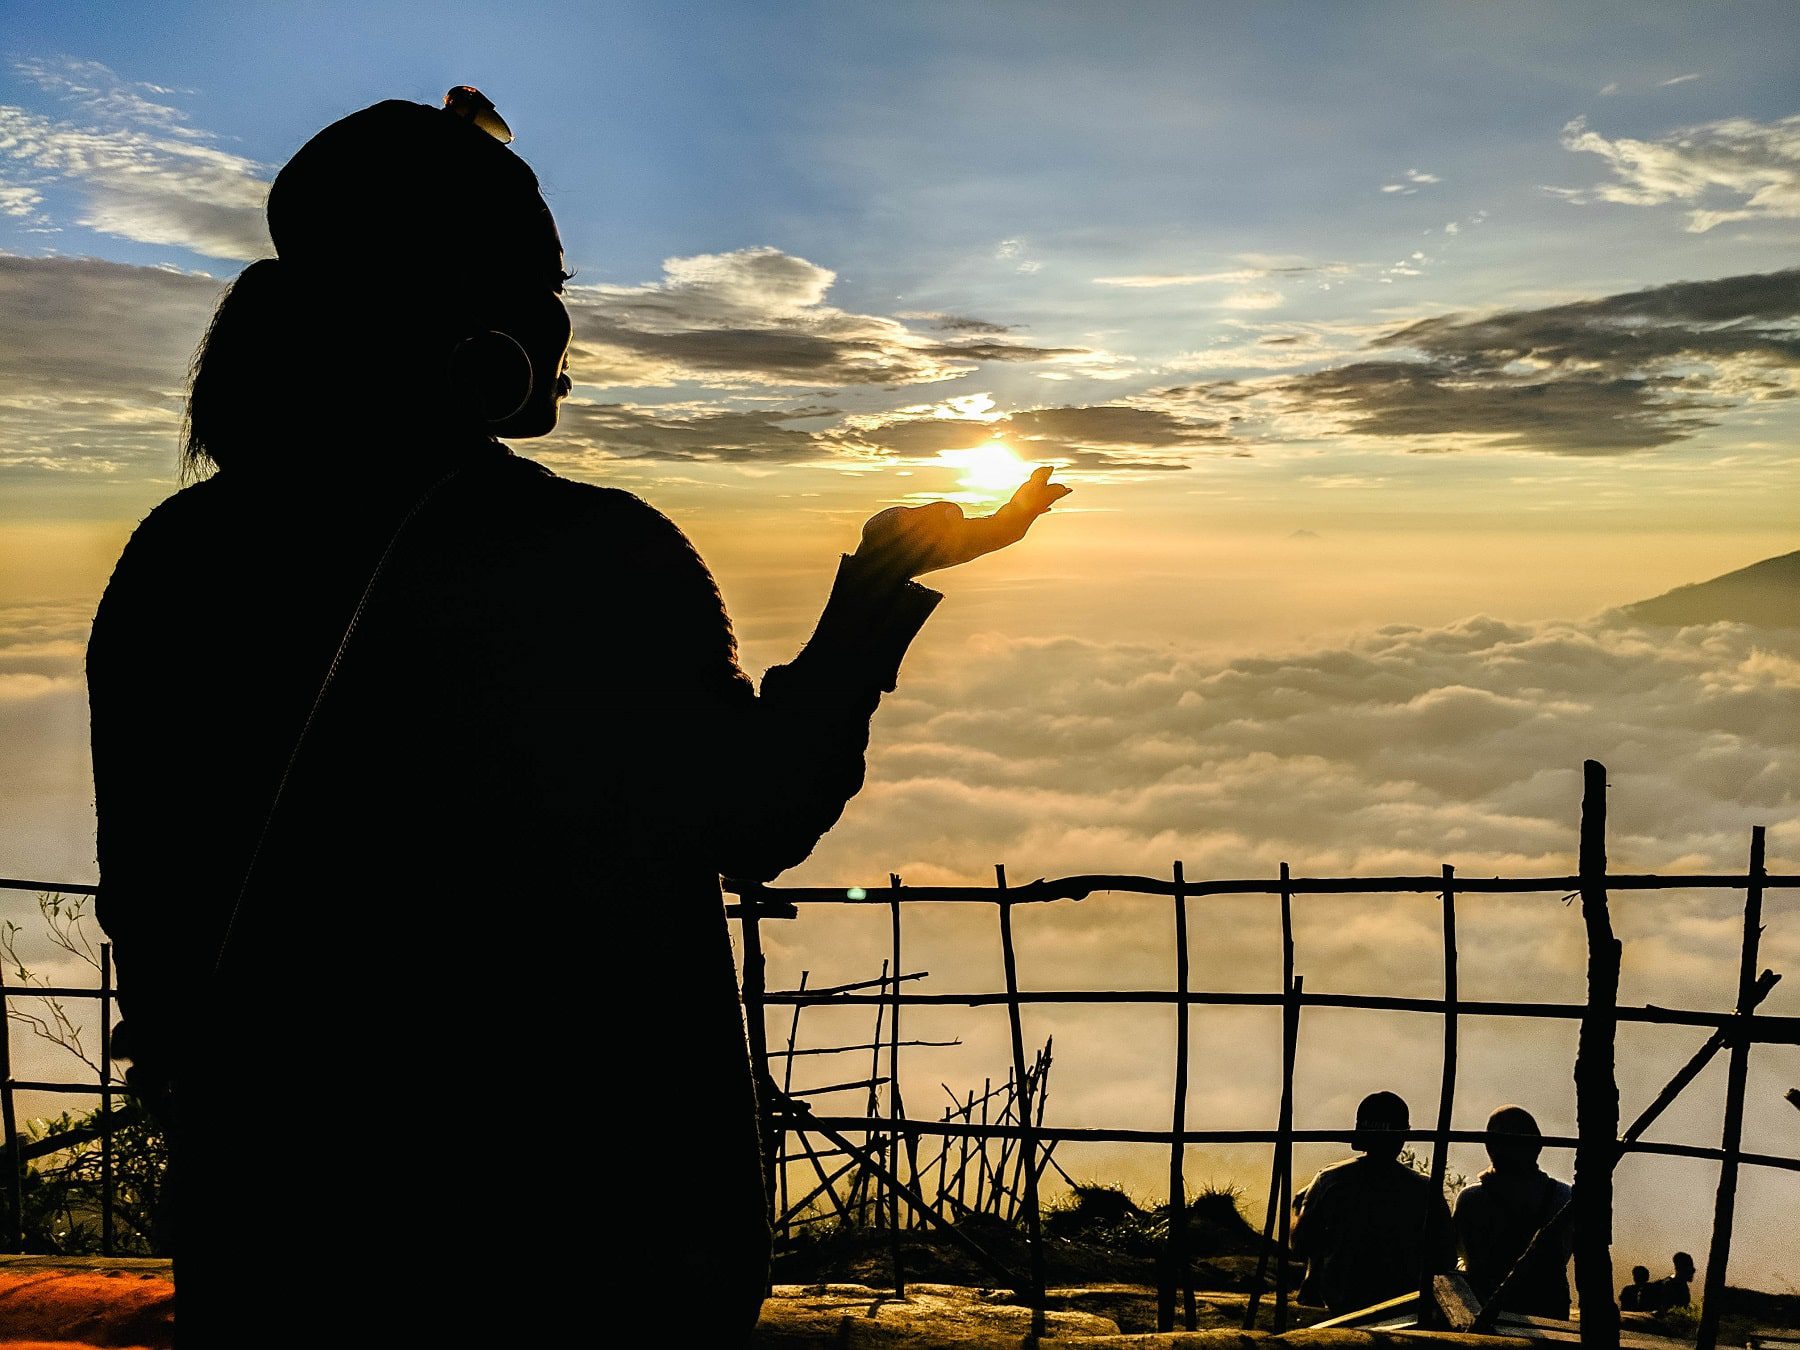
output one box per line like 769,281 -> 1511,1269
601,491 -> 940,880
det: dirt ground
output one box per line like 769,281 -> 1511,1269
0,1255 -> 1789,1347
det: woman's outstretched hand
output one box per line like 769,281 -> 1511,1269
853,465 -> 1072,580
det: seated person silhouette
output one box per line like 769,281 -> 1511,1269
1291,1090 -> 1455,1315
1451,1104 -> 1574,1318
87,90 -> 1067,1348
1620,1264 -> 1652,1310
1643,1252 -> 1697,1311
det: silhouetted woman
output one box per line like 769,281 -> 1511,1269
87,92 -> 1065,1345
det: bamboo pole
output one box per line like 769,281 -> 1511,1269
777,971 -> 808,1240
99,942 -> 113,1257
725,870 -> 1800,905
779,1150 -> 860,1227
773,1037 -> 960,1059
1274,865 -> 1297,1332
786,1104 -> 1023,1290
975,1075 -> 990,1214
737,895 -> 779,1219
1245,865 -> 1298,1332
7,869 -> 1797,906
1479,965 -> 1784,1332
786,1114 -> 1799,1170
1423,866 -> 1457,1303
958,1089 -> 974,1214
1573,760 -> 1620,1350
1160,861 -> 1191,1332
0,948 -> 20,1251
997,864 -> 1046,1316
860,959 -> 889,1227
758,988 -> 1800,1038
934,1104 -> 952,1218
1696,825 -> 1766,1350
888,877 -> 905,1289
791,1128 -> 855,1227
1275,973 -> 1301,1332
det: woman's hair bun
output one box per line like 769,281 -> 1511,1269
267,99 -> 556,293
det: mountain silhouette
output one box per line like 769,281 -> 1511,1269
1617,550 -> 1799,628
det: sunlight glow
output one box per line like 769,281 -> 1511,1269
937,440 -> 1029,493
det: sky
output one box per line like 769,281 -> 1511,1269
0,0 -> 1795,1293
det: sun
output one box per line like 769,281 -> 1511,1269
937,440 -> 1029,493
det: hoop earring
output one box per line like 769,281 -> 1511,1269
448,331 -> 533,424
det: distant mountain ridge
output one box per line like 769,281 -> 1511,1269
1618,550 -> 1799,628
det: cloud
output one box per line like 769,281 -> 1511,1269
1555,113 -> 1800,232
807,615 -> 1797,887
833,398 -> 1223,473
1160,267 -> 1800,454
1381,168 -> 1441,196
777,608 -> 1796,1279
1659,73 -> 1702,87
1093,262 -> 1350,290
1093,270 -> 1268,289
896,313 -> 1017,335
541,401 -> 839,467
544,390 -> 1228,472
0,255 -> 223,478
566,247 -> 1085,389
0,57 -> 271,259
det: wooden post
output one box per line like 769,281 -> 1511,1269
997,864 -> 1046,1316
1696,825 -> 1766,1350
1424,866 -> 1457,1302
1160,861 -> 1192,1331
934,1104 -> 951,1218
777,971 -> 809,1241
861,959 -> 889,1228
100,941 -> 113,1257
1275,972 -> 1301,1332
888,877 -> 905,1291
1573,760 -> 1620,1349
738,896 -> 780,1219
1243,863 -> 1298,1332
975,1076 -> 990,1215
958,1089 -> 974,1215
0,947 -> 20,1251
1274,864 -> 1297,1332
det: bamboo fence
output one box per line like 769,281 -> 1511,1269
728,762 -> 1797,1349
0,759 -> 1792,1348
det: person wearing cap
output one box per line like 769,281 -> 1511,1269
87,91 -> 1067,1345
1451,1104 -> 1574,1318
1290,1090 -> 1456,1315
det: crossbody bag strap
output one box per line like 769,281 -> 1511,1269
211,463 -> 470,978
